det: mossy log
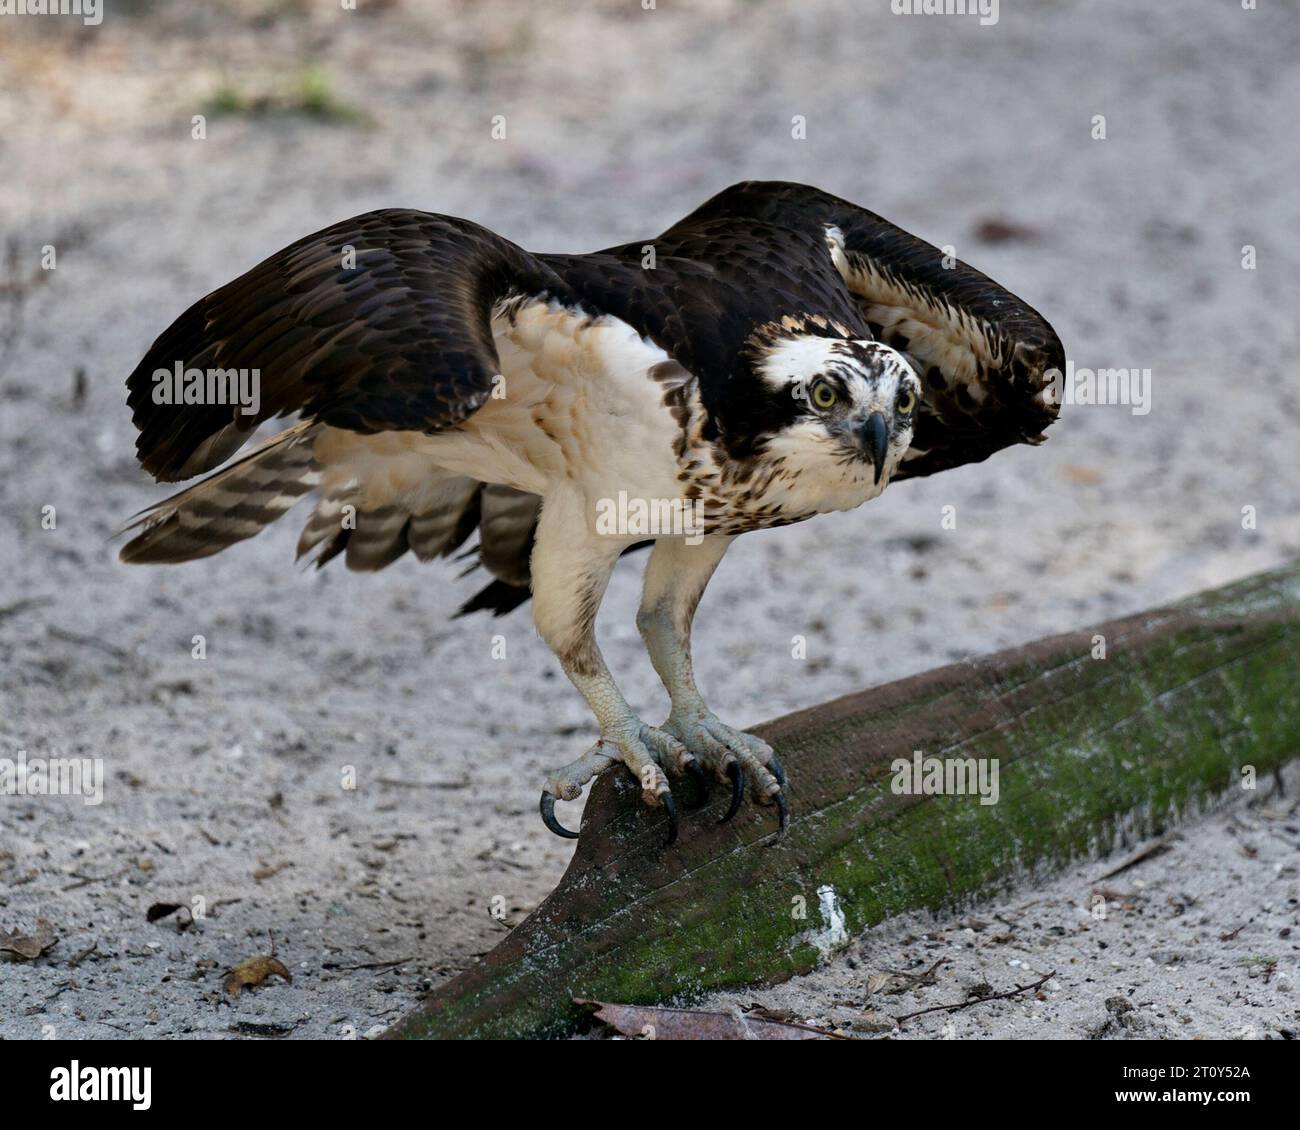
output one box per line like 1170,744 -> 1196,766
387,563 -> 1300,1040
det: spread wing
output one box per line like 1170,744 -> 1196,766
665,180 -> 1065,480
126,209 -> 572,482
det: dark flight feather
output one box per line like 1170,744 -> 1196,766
127,210 -> 573,482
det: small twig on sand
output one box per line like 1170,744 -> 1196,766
0,598 -> 51,624
1096,838 -> 1171,880
63,868 -> 129,891
377,777 -> 470,790
322,956 -> 414,972
67,941 -> 99,968
894,970 -> 1056,1025
752,1018 -> 857,1040
229,1020 -> 299,1038
46,626 -> 135,663
879,957 -> 947,984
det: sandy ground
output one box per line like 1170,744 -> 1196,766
0,0 -> 1296,1039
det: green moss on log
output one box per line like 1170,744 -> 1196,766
387,563 -> 1300,1040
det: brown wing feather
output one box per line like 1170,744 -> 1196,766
127,210 -> 572,482
669,180 -> 1065,480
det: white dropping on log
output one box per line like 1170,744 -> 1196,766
795,885 -> 849,960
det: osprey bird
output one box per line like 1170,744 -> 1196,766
120,181 -> 1063,844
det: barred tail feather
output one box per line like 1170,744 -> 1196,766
118,422 -> 320,564
477,485 -> 539,588
295,473 -> 483,573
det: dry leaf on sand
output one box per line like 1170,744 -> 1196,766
578,999 -> 835,1040
223,955 -> 292,996
0,919 -> 58,961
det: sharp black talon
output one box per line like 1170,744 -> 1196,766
684,759 -> 711,807
539,791 -> 579,839
662,792 -> 679,846
769,756 -> 787,788
773,790 -> 790,839
720,762 -> 745,823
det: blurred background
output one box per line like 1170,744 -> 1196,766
0,0 -> 1296,1037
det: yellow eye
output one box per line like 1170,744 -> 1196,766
897,388 -> 916,414
811,381 -> 837,409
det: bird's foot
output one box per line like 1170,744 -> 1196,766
539,722 -> 700,844
661,711 -> 788,837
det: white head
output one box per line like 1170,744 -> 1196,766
755,335 -> 920,491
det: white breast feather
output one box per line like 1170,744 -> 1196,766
312,299 -> 686,527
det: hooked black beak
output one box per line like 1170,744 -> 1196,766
853,412 -> 890,485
